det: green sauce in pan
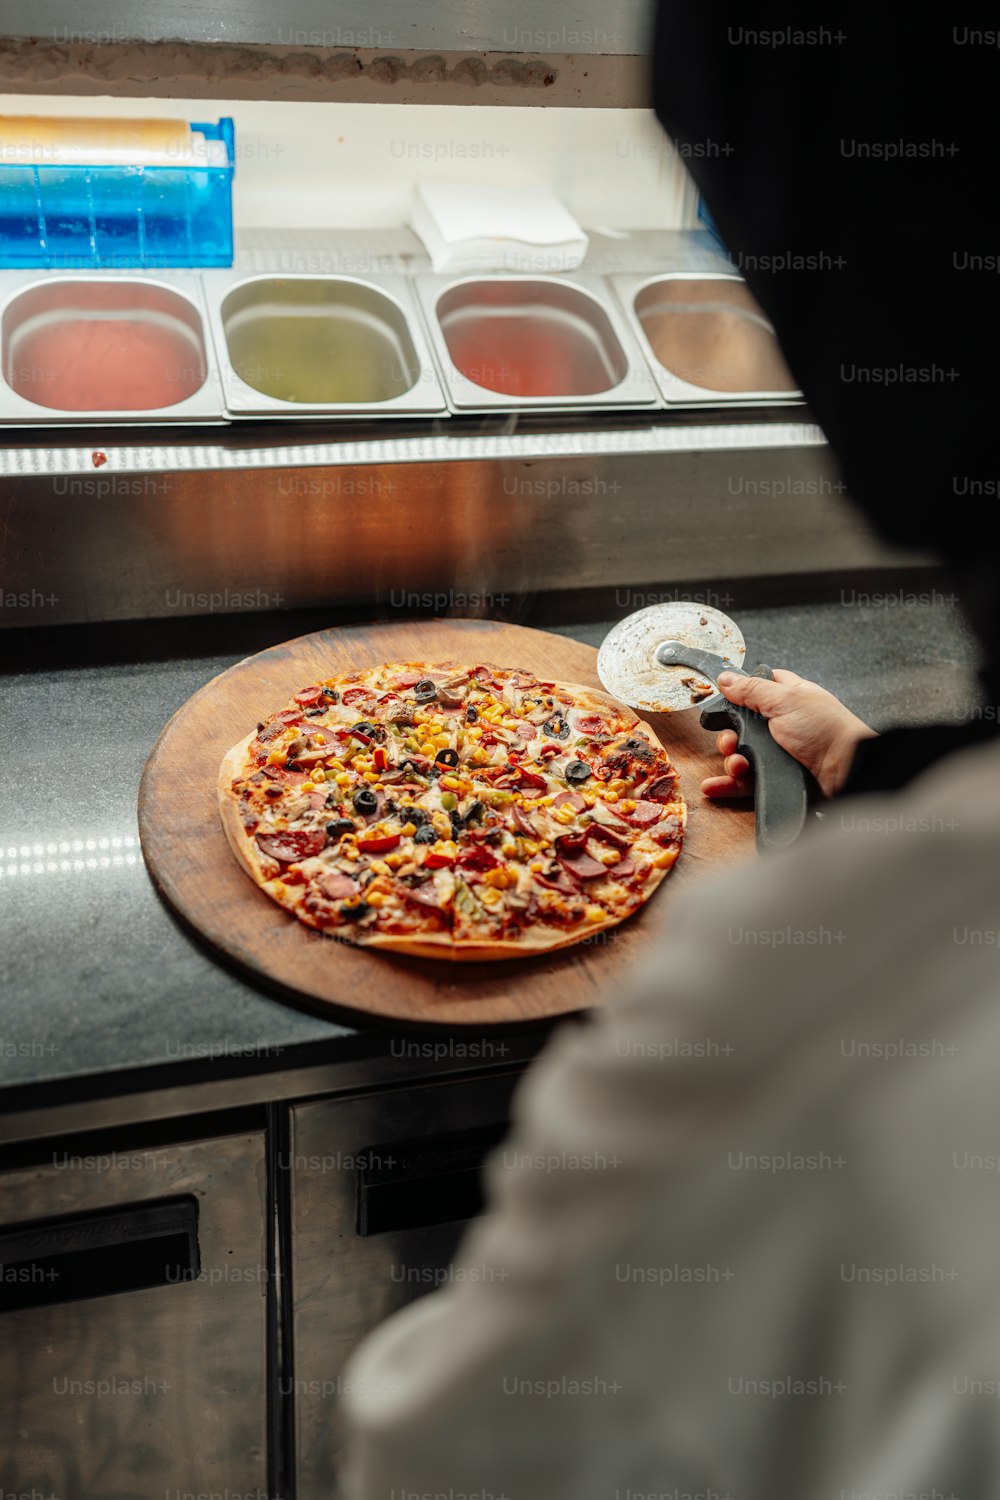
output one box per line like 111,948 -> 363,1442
221,279 -> 420,405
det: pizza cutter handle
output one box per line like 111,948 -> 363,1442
699,665 -> 811,853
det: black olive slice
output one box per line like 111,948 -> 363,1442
543,714 -> 570,739
564,760 -> 592,784
321,687 -> 339,701
413,679 -> 438,703
325,819 -> 354,842
413,824 -> 436,844
339,901 -> 372,922
434,747 -> 460,767
352,787 -> 378,816
465,705 -> 479,723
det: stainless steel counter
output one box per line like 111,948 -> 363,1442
0,587 -> 979,1134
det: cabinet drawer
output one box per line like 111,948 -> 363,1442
0,1129 -> 267,1496
291,1071 -> 520,1499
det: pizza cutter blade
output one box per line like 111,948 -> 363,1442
596,601 -> 746,714
597,600 -> 811,852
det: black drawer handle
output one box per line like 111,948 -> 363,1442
0,1196 -> 200,1313
356,1125 -> 507,1237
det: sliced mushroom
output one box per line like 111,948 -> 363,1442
436,672 -> 471,707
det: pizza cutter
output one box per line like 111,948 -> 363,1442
597,601 -> 811,852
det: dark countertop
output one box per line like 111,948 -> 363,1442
0,581 -> 980,1102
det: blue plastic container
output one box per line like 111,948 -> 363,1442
0,118 -> 235,270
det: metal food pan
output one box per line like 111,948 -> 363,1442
414,273 -> 660,413
610,271 -> 803,407
202,271 -> 447,417
0,270 -> 226,425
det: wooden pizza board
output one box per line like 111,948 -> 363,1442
138,618 -> 755,1028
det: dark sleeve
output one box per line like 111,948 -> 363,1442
840,720 -> 997,797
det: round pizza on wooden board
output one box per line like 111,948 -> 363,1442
139,619 -> 755,1027
218,662 -> 686,961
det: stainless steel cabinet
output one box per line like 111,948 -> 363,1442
291,1072 -> 520,1499
0,1129 -> 268,1496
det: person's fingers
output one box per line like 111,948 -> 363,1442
770,667 -> 802,686
701,771 -> 755,799
724,753 -> 751,780
716,670 -> 787,717
715,728 -> 739,757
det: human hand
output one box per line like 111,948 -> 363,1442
700,669 -> 877,800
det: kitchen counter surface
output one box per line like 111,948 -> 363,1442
1,582 -> 980,1106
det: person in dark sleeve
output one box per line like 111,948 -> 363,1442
339,12 -> 1000,1499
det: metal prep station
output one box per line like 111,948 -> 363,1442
0,4 -> 976,1498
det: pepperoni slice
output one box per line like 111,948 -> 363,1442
576,714 -> 607,735
512,805 -> 538,838
533,864 -> 578,894
644,773 -> 680,803
553,834 -> 607,880
255,828 -> 327,863
318,871 -> 360,901
622,800 -> 664,827
588,823 -> 632,849
294,687 -> 325,706
342,687 -> 376,706
606,854 -> 637,879
392,672 -> 421,689
651,815 -> 684,846
553,791 -> 586,811
401,882 -> 449,915
259,765 -> 309,786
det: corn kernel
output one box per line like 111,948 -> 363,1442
604,790 -> 619,803
274,818 -> 288,831
555,806 -> 576,825
433,734 -> 450,750
440,775 -> 460,791
529,860 -> 544,872
385,852 -> 405,870
586,904 -> 606,923
400,821 -> 417,837
610,778 -> 629,794
523,839 -> 541,856
583,793 -> 596,808
420,741 -> 437,757
481,887 -> 503,906
652,849 -> 677,870
335,772 -> 351,787
267,750 -> 286,767
363,771 -> 379,784
366,891 -> 386,907
312,770 -> 326,783
501,840 -> 518,858
370,859 -> 391,876
619,799 -> 636,814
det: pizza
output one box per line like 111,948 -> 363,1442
218,661 -> 686,960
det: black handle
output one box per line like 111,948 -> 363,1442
0,1196 -> 200,1313
356,1124 -> 507,1237
700,665 -> 811,852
